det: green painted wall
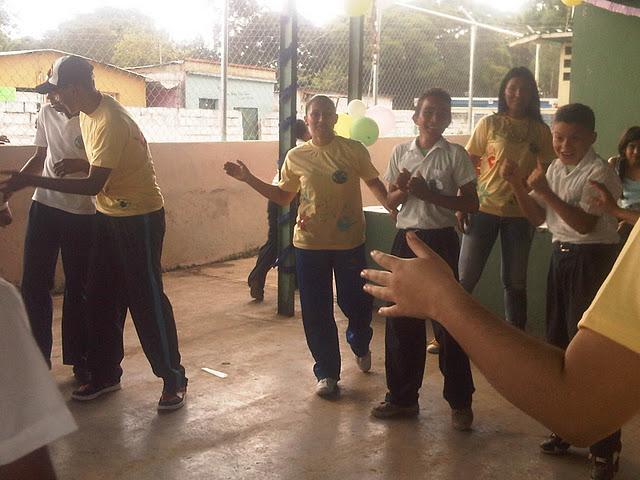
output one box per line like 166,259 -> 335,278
572,4 -> 640,158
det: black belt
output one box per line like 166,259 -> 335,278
552,242 -> 615,253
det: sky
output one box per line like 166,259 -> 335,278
4,0 -> 530,42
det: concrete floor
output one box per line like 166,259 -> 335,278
47,257 -> 640,480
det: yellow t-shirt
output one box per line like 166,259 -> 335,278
279,136 -> 379,250
578,222 -> 640,354
466,113 -> 555,217
80,95 -> 164,217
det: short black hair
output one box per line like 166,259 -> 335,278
497,67 -> 543,123
553,103 -> 596,132
618,126 -> 640,159
414,88 -> 451,116
305,95 -> 337,114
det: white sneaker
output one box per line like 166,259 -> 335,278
315,378 -> 338,397
356,351 -> 371,372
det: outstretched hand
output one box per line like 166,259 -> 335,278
500,158 -> 522,185
223,160 -> 252,183
362,231 -> 464,320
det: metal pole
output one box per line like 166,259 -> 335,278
220,0 -> 229,141
277,0 -> 298,317
348,15 -> 365,102
534,42 -> 541,84
372,3 -> 382,105
468,24 -> 477,134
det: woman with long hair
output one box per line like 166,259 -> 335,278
458,66 -> 555,330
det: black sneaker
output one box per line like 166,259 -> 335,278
540,433 -> 571,455
72,381 -> 121,401
158,386 -> 187,412
590,450 -> 621,480
248,279 -> 264,301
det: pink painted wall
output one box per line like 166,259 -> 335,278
0,135 -> 469,286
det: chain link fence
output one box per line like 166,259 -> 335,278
0,0 -> 559,145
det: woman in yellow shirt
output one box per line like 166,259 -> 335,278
459,67 -> 555,330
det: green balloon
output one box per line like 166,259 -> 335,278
350,117 -> 379,146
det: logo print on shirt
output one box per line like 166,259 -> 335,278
74,135 -> 85,150
332,170 -> 348,184
337,216 -> 355,231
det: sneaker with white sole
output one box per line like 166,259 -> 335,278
356,351 -> 371,372
315,378 -> 338,397
71,381 -> 121,401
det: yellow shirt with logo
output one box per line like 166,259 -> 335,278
279,136 -> 379,250
466,113 -> 555,217
578,222 -> 640,354
80,95 -> 164,217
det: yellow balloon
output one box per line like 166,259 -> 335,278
561,0 -> 582,6
345,0 -> 373,17
335,113 -> 353,138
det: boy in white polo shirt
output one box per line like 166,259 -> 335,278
16,98 -> 95,382
503,103 -> 622,480
371,88 -> 478,429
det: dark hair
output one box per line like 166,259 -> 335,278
414,88 -> 451,116
553,103 -> 596,132
618,126 -> 640,159
305,95 -> 336,114
497,67 -> 543,123
294,118 -> 309,141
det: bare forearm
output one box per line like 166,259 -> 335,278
19,174 -> 101,196
20,155 -> 45,175
539,190 -> 596,234
366,178 -> 392,212
611,205 -> 639,225
416,190 -> 478,213
435,291 -> 638,445
245,174 -> 294,206
388,189 -> 408,210
512,184 -> 545,226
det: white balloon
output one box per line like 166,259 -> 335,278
347,99 -> 367,119
366,105 -> 396,135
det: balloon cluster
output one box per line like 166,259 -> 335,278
336,99 -> 396,147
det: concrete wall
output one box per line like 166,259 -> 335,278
0,135 -> 469,287
572,4 -> 640,156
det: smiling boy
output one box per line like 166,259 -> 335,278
502,103 -> 623,479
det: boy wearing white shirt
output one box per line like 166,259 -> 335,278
503,103 -> 622,480
19,98 -> 95,381
371,89 -> 478,428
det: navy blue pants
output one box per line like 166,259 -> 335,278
295,244 -> 373,381
385,228 -> 475,409
546,242 -> 621,457
86,209 -> 187,393
22,201 -> 94,368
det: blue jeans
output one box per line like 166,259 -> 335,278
295,244 -> 373,381
458,211 -> 534,329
